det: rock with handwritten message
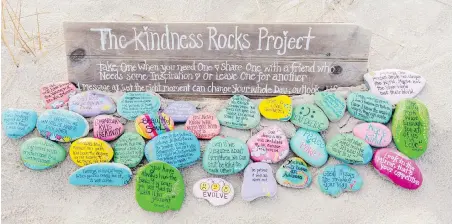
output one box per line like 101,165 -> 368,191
247,126 -> 289,163
40,82 -> 78,109
347,92 -> 393,123
276,157 -> 312,189
353,123 -> 392,147
217,95 -> 260,129
163,101 -> 197,122
392,99 -> 429,159
326,134 -> 372,165
290,104 -> 329,132
69,137 -> 114,166
69,163 -> 132,186
135,161 -> 185,212
289,128 -> 328,167
203,137 -> 250,175
314,92 -> 346,122
318,164 -> 363,197
185,112 -> 220,139
20,137 -> 66,170
36,109 -> 89,142
193,178 -> 234,206
258,95 -> 292,121
2,109 -> 37,139
117,92 -> 161,120
135,112 -> 175,140
93,115 -> 124,141
112,132 -> 145,168
241,162 -> 277,201
68,91 -> 116,117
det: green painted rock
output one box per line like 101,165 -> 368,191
112,132 -> 145,168
20,137 -> 67,170
314,92 -> 346,122
290,104 -> 329,132
392,99 -> 429,159
347,92 -> 393,123
326,134 -> 373,165
217,95 -> 260,129
203,137 -> 250,175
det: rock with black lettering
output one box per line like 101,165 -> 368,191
193,178 -> 234,206
290,104 -> 329,132
217,95 -> 260,129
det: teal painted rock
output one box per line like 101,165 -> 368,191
145,130 -> 200,168
318,164 -> 363,197
290,104 -> 329,132
69,163 -> 132,186
276,157 -> 312,189
203,137 -> 250,175
326,134 -> 373,165
217,95 -> 260,129
37,109 -> 89,142
347,92 -> 393,123
314,92 -> 346,122
2,109 -> 37,139
289,128 -> 328,167
112,132 -> 145,168
20,137 -> 66,170
392,99 -> 429,159
117,92 -> 161,120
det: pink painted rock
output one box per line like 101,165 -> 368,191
93,115 -> 124,141
353,123 -> 392,147
372,148 -> 423,190
247,126 -> 289,163
185,112 -> 220,140
40,82 -> 78,109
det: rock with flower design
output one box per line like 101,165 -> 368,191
258,95 -> 292,121
68,91 -> 116,117
276,157 -> 312,189
36,109 -> 89,142
246,126 -> 289,163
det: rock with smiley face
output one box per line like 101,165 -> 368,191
192,178 -> 234,206
290,104 -> 329,132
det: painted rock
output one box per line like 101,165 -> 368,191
185,112 -> 221,139
247,126 -> 289,163
193,178 -> 234,206
112,132 -> 145,168
36,109 -> 89,142
69,137 -> 114,166
135,161 -> 185,212
2,109 -> 37,139
241,162 -> 277,201
347,92 -> 393,123
162,101 -> 197,122
326,134 -> 373,165
69,163 -> 132,186
290,104 -> 329,132
93,115 -> 124,141
258,95 -> 292,121
68,91 -> 116,117
20,137 -> 66,170
203,137 -> 250,175
314,92 -> 346,122
364,69 -> 426,105
117,92 -> 161,120
289,128 -> 328,167
40,82 -> 78,109
318,164 -> 363,197
144,130 -> 200,168
353,123 -> 392,147
392,99 -> 429,159
217,95 -> 260,129
276,157 -> 312,189
135,112 -> 175,140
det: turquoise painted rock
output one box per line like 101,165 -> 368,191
69,163 -> 132,186
347,92 -> 393,123
20,137 -> 66,170
36,109 -> 89,142
314,92 -> 346,122
326,134 -> 372,165
392,99 -> 429,159
68,91 -> 116,117
112,132 -> 145,168
290,104 -> 329,132
289,128 -> 328,167
163,101 -> 197,122
217,95 -> 260,129
276,157 -> 312,189
203,137 -> 250,175
2,109 -> 37,139
318,164 -> 363,197
117,92 -> 161,120
145,130 -> 200,168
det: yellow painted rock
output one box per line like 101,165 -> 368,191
258,95 -> 292,121
69,137 -> 114,166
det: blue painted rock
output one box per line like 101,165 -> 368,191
135,112 -> 175,140
112,132 -> 145,168
93,115 -> 124,141
241,162 -> 277,201
289,128 -> 328,167
276,157 -> 312,189
314,92 -> 346,122
68,91 -> 116,117
326,134 -> 373,165
247,125 -> 289,163
217,95 -> 260,129
36,109 -> 89,142
69,138 -> 114,166
20,137 -> 66,170
163,101 -> 197,122
69,163 -> 132,186
2,109 -> 37,139
40,82 -> 78,109
145,130 -> 200,168
290,104 -> 329,132
202,137 -> 250,175
117,92 -> 161,120
347,92 -> 393,123
192,178 -> 234,206
318,164 -> 363,197
353,123 -> 392,147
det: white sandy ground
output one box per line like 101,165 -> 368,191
1,0 -> 452,223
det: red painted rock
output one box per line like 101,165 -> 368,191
247,126 -> 289,163
353,123 -> 392,147
185,112 -> 220,140
93,115 -> 124,141
40,82 -> 78,109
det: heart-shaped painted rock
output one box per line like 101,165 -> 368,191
2,109 -> 37,139
364,69 -> 426,105
40,82 -> 78,109
353,123 -> 392,147
347,92 -> 393,123
68,91 -> 116,117
217,95 -> 260,129
290,104 -> 329,132
392,99 -> 429,159
69,163 -> 132,186
258,95 -> 292,121
145,130 -> 200,168
117,92 -> 161,120
69,137 -> 114,166
193,178 -> 234,206
314,92 -> 346,122
135,161 -> 185,212
163,101 -> 197,122
37,109 -> 89,142
247,126 -> 289,163
135,112 -> 175,140
326,134 -> 373,165
93,115 -> 124,141
20,137 -> 66,170
289,128 -> 328,167
318,164 -> 363,197
203,137 -> 250,175
185,112 -> 221,139
276,157 -> 312,189
241,162 -> 277,201
112,132 -> 145,168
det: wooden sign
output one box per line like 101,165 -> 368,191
64,22 -> 371,96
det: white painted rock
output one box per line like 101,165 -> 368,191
193,178 -> 234,206
241,162 -> 277,201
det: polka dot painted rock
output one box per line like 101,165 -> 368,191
40,82 -> 78,109
353,123 -> 392,147
68,91 -> 116,117
193,178 -> 234,206
326,134 -> 372,165
112,132 -> 145,168
217,95 -> 260,129
318,164 -> 363,197
163,101 -> 197,122
347,92 -> 393,123
20,137 -> 66,170
185,112 -> 220,139
241,162 -> 277,201
69,137 -> 114,166
203,137 -> 250,175
36,109 -> 89,142
2,109 -> 37,139
258,95 -> 292,121
289,128 -> 328,167
276,157 -> 312,189
135,112 -> 174,140
314,92 -> 346,122
69,163 -> 132,186
93,115 -> 124,141
246,125 -> 289,163
290,104 -> 329,132
117,92 -> 161,120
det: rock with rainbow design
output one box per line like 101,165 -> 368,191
276,157 -> 312,189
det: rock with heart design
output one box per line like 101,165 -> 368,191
69,163 -> 132,186
163,101 -> 197,122
185,112 -> 220,139
217,95 -> 260,129
347,92 -> 393,123
241,162 -> 277,201
276,157 -> 312,189
2,109 -> 37,139
353,123 -> 392,147
112,132 -> 145,168
202,137 -> 250,175
258,95 -> 292,121
318,164 -> 363,197
246,125 -> 289,163
117,92 -> 161,120
36,109 -> 89,142
93,115 -> 124,141
326,134 -> 373,165
40,82 -> 78,109
20,137 -> 66,170
290,104 -> 329,132
135,112 -> 175,140
314,92 -> 346,122
69,137 -> 114,166
289,128 -> 328,167
68,91 -> 116,117
193,178 -> 234,206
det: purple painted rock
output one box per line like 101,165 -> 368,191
69,91 -> 116,117
353,123 -> 392,147
163,101 -> 197,122
241,162 -> 277,201
40,82 -> 78,109
247,126 -> 289,163
93,115 -> 124,141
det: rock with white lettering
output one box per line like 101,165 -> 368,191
93,115 -> 124,141
185,112 -> 221,139
318,164 -> 363,197
69,163 -> 132,186
36,109 -> 89,142
290,104 -> 329,132
217,95 -> 260,129
40,82 -> 78,109
289,128 -> 328,167
347,92 -> 393,123
69,91 -> 116,117
247,125 -> 289,163
117,92 -> 161,120
163,101 -> 197,122
2,109 -> 37,139
276,157 -> 312,189
193,178 -> 234,206
326,134 -> 373,165
353,123 -> 392,147
241,162 -> 277,201
20,137 -> 66,170
314,92 -> 346,122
